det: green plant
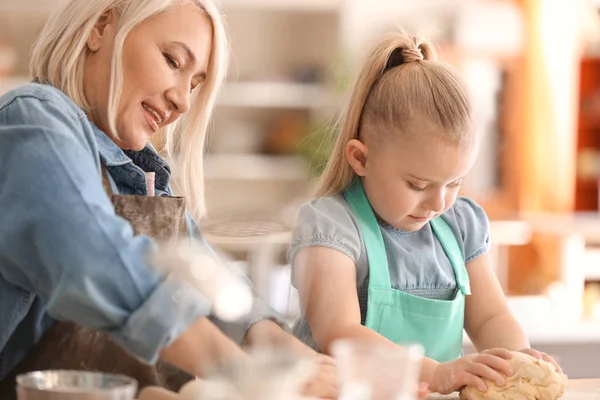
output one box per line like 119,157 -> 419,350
297,119 -> 338,179
296,51 -> 353,179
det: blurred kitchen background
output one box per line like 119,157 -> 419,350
3,0 -> 600,378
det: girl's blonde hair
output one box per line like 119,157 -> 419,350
30,0 -> 228,220
315,31 -> 473,198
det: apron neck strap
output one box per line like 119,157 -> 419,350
343,180 -> 392,289
344,180 -> 471,295
429,217 -> 471,295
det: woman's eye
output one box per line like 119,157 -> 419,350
163,53 -> 179,69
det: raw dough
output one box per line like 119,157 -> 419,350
460,352 -> 568,400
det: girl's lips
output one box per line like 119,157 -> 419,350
409,215 -> 431,222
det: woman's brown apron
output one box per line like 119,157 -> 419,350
0,168 -> 195,398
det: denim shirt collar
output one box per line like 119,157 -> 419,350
90,123 -> 172,193
92,123 -> 132,167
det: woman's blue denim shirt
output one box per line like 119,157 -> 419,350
0,83 -> 279,379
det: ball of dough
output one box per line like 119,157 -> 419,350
460,352 -> 568,400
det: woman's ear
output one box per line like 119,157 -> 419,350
345,139 -> 368,177
87,9 -> 116,52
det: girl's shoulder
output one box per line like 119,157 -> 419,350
442,197 -> 490,263
288,194 -> 363,263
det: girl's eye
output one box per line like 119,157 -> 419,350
164,53 -> 179,70
408,182 -> 426,192
447,179 -> 464,188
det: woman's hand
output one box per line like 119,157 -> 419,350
519,348 -> 562,373
243,320 -> 339,398
430,348 -> 514,394
275,352 -> 428,400
418,382 -> 431,399
302,355 -> 339,399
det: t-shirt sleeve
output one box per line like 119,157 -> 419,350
451,197 -> 490,263
288,195 -> 362,280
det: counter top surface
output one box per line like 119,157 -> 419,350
429,379 -> 600,400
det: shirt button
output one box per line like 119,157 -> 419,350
129,171 -> 139,178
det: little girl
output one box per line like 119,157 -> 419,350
289,32 -> 561,394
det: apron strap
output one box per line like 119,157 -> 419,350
429,217 -> 471,295
343,181 -> 392,289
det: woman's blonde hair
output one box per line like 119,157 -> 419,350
30,0 -> 228,220
315,31 -> 473,198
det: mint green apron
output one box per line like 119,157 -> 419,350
344,182 -> 470,362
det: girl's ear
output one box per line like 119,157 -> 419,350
345,139 -> 368,177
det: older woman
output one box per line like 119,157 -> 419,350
0,0 -> 336,398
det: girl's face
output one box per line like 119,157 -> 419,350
346,121 -> 479,232
83,3 -> 213,150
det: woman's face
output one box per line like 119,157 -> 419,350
83,3 -> 213,150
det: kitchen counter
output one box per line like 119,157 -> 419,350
567,379 -> 600,390
429,379 -> 600,400
135,379 -> 600,400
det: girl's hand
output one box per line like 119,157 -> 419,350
430,348 -> 514,394
519,348 -> 562,373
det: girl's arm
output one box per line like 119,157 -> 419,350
295,246 -> 519,393
293,246 -> 440,385
463,252 -> 530,351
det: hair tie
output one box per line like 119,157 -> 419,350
384,46 -> 423,72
